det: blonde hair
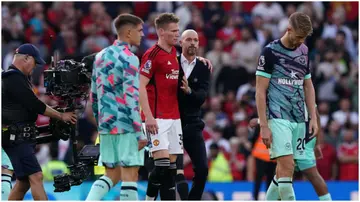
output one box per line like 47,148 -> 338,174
289,12 -> 313,36
155,13 -> 179,29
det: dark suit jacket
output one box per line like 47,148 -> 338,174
177,56 -> 211,126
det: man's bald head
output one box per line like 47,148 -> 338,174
180,29 -> 199,57
181,29 -> 198,40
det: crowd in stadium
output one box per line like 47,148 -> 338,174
2,2 -> 358,182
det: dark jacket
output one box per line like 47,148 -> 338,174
177,56 -> 210,125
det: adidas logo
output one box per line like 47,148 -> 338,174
167,61 -> 172,65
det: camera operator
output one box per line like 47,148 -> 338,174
2,44 -> 77,200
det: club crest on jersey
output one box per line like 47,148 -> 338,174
153,139 -> 160,146
259,55 -> 265,67
294,56 -> 307,66
142,60 -> 152,73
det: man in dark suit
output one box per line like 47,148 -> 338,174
175,29 -> 211,200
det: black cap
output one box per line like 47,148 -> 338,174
15,43 -> 46,65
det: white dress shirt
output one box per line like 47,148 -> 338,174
181,54 -> 196,79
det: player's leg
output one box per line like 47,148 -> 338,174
265,166 -> 280,200
2,148 -> 13,201
253,158 -> 266,200
146,119 -> 172,200
118,132 -> 145,200
265,161 -> 277,191
86,134 -> 121,201
2,168 -> 13,201
301,166 -> 332,200
175,154 -> 189,200
160,119 -> 184,200
182,122 -> 208,200
267,119 -> 296,200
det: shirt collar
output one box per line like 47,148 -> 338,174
181,54 -> 196,66
113,40 -> 130,49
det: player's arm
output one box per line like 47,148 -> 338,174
304,79 -> 316,120
185,67 -> 210,107
90,55 -> 100,125
139,53 -> 156,120
123,56 -> 142,132
90,69 -> 99,125
139,75 -> 153,119
256,77 -> 269,127
304,74 -> 318,135
255,47 -> 274,127
315,109 -> 321,146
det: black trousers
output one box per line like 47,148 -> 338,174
253,158 -> 276,200
180,121 -> 208,200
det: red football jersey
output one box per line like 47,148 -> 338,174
140,45 -> 180,119
338,142 -> 359,181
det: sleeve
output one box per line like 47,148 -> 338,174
4,74 -> 46,114
90,60 -> 99,124
123,56 -> 142,132
304,56 -> 311,80
255,47 -> 275,79
140,51 -> 157,79
186,65 -> 210,107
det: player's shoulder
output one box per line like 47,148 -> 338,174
265,39 -> 281,49
143,45 -> 162,60
298,43 -> 309,54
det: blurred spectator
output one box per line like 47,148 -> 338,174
222,91 -> 236,124
318,101 -> 330,129
332,98 -> 358,127
81,2 -> 112,38
316,133 -> 338,181
154,2 -> 174,13
2,3 -> 25,44
205,40 -> 231,95
251,15 -> 268,47
325,120 -> 342,148
205,127 -> 231,156
278,4 -> 297,36
215,62 -> 249,94
175,2 -> 192,33
216,15 -> 241,53
80,24 -> 110,55
202,2 -> 224,32
236,75 -> 256,105
207,143 -> 233,182
349,72 -> 358,112
231,26 -> 261,73
142,12 -> 158,50
209,96 -> 229,129
53,24 -> 80,60
235,125 -> 252,157
229,2 -> 248,27
321,9 -> 357,62
252,2 -> 284,38
225,137 -> 246,181
203,111 -> 217,141
337,127 -> 358,181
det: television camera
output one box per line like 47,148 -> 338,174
37,54 -> 100,192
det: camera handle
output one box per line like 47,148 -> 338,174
69,98 -> 82,165
71,119 -> 79,164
